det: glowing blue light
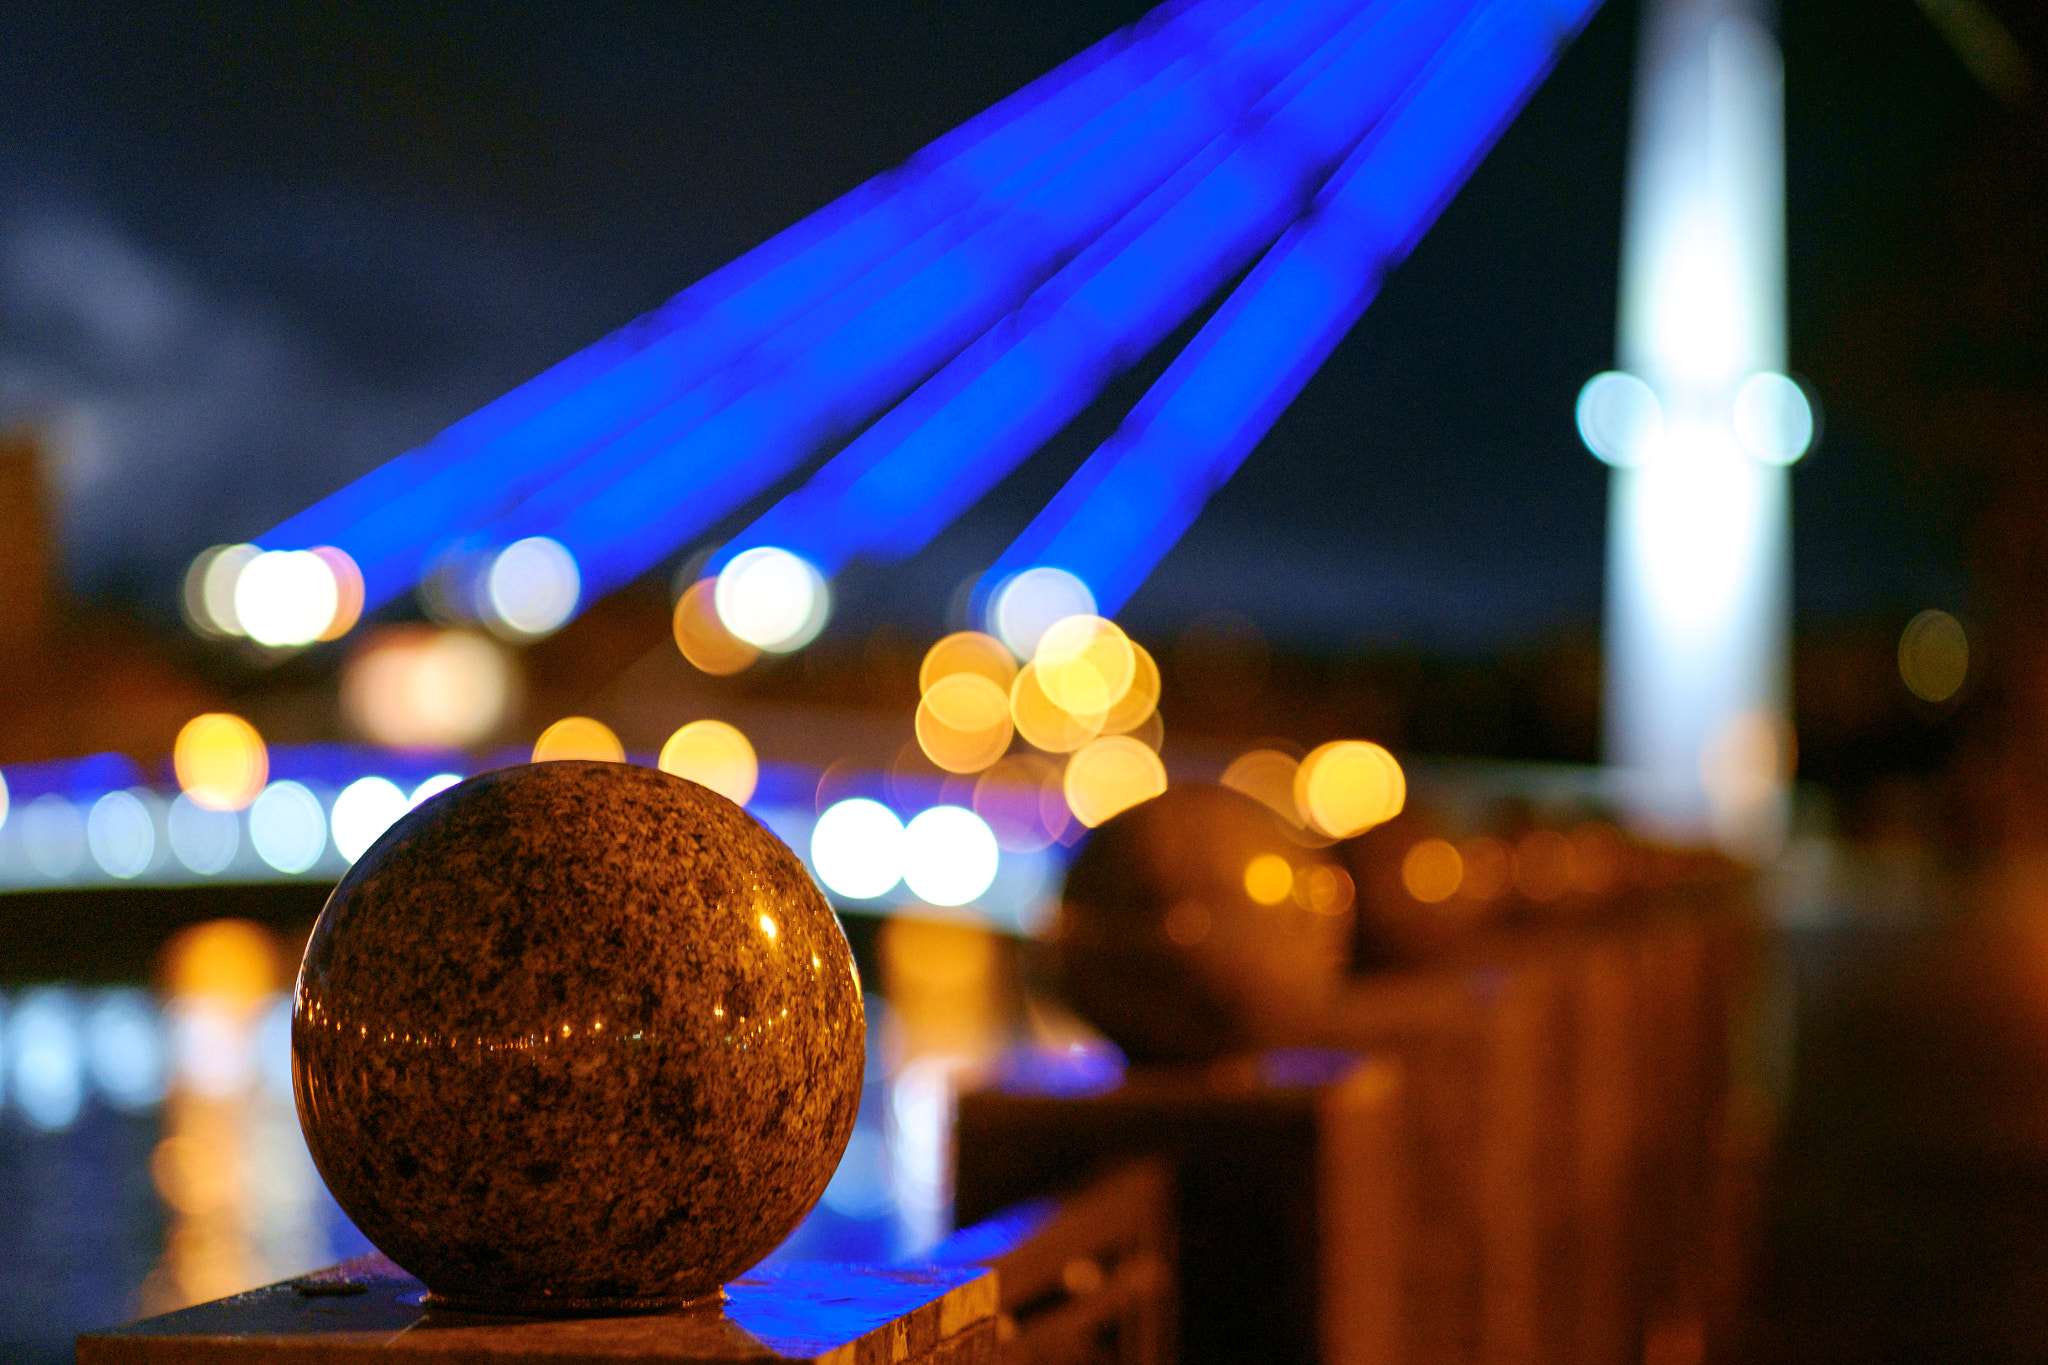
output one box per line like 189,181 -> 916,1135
249,781 -> 328,874
255,0 -> 1309,609
470,0 -> 1371,609
84,990 -> 166,1111
86,789 -> 157,880
983,0 -> 1604,617
20,794 -> 85,880
167,793 -> 240,875
9,988 -> 83,1131
721,0 -> 1480,583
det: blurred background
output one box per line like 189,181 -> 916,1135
0,0 -> 2043,1360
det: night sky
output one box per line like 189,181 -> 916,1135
0,0 -> 2009,650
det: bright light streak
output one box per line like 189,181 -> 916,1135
84,990 -> 166,1111
331,777 -> 409,863
174,713 -> 269,812
491,0 -> 1383,612
1576,371 -> 1664,467
981,0 -> 1601,616
991,568 -> 1097,660
86,789 -> 157,879
532,716 -> 625,764
718,0 -> 1477,584
9,989 -> 83,1131
658,720 -> 759,806
20,794 -> 85,879
1732,371 -> 1812,464
410,773 -> 464,807
234,549 -> 340,647
167,794 -> 240,875
810,798 -> 906,899
485,536 -> 580,639
248,781 -> 327,874
1899,609 -> 1968,703
1063,735 -> 1167,827
1605,0 -> 1795,855
1295,740 -> 1404,838
0,769 -> 9,834
257,0 -> 1295,610
902,805 -> 1001,906
714,548 -> 829,652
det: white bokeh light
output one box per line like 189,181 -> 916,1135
249,781 -> 327,874
9,989 -> 83,1131
198,543 -> 261,636
485,536 -> 581,638
989,567 -> 1097,660
86,789 -> 157,879
1576,371 -> 1665,467
167,793 -> 240,875
1732,371 -> 1813,464
84,990 -> 165,1111
715,547 -> 830,652
331,777 -> 409,863
169,999 -> 255,1099
410,773 -> 463,808
901,805 -> 1000,907
21,794 -> 85,879
233,549 -> 341,647
810,798 -> 905,900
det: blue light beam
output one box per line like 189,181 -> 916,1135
459,0 -> 1369,608
980,0 -> 1603,621
716,0 -> 1481,581
259,0 -> 1318,607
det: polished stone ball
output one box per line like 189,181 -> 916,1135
1054,784 -> 1355,1064
292,761 -> 864,1314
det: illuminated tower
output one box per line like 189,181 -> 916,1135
1579,0 -> 1812,858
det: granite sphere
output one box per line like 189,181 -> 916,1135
291,761 -> 864,1314
1054,784 -> 1355,1064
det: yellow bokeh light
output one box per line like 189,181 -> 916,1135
919,631 -> 1017,695
1458,837 -> 1512,900
1295,740 -> 1405,838
673,578 -> 761,676
658,720 -> 758,806
1899,608 -> 1968,703
1220,748 -> 1305,826
1401,838 -> 1464,904
1010,662 -> 1104,753
1033,615 -> 1136,716
1063,735 -> 1167,828
915,673 -> 1014,774
1242,853 -> 1294,906
162,919 -> 281,1006
173,713 -> 269,812
532,716 -> 624,764
1570,822 -> 1629,895
1099,640 -> 1161,736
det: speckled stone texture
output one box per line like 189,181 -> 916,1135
292,760 -> 864,1314
1055,784 -> 1354,1064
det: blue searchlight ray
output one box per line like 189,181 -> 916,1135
714,0 -> 1483,584
307,0 -> 1363,612
452,0 -> 1374,609
980,0 -> 1604,623
255,0 -> 1264,569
